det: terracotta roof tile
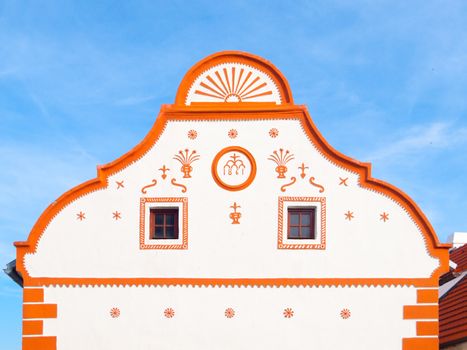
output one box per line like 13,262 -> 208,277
440,244 -> 467,347
451,244 -> 467,272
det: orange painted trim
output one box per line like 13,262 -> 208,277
403,305 -> 438,319
174,51 -> 294,105
22,277 -> 438,287
23,336 -> 56,350
416,321 -> 439,336
23,288 -> 44,303
14,99 -> 450,287
23,304 -> 57,319
278,196 -> 326,249
402,337 -> 438,350
139,197 -> 188,249
211,146 -> 257,191
417,289 -> 438,303
23,320 -> 43,335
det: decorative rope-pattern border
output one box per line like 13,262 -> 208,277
278,196 -> 326,250
139,197 -> 188,250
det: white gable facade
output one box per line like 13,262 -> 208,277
15,51 -> 450,350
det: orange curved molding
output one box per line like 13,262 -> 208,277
174,51 -> 294,106
211,146 -> 257,192
14,101 -> 450,287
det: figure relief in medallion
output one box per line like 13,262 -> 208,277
223,153 -> 246,176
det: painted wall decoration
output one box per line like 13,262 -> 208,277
229,202 -> 241,224
224,308 -> 235,318
173,149 -> 200,178
109,307 -> 120,318
212,146 -> 256,191
164,308 -> 175,318
268,148 -> 294,179
185,63 -> 282,105
12,51 -> 450,350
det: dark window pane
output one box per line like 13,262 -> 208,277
155,214 -> 164,225
301,227 -> 312,238
166,226 -> 178,239
301,214 -> 310,225
154,226 -> 164,238
290,214 -> 299,225
166,214 -> 175,225
289,227 -> 299,238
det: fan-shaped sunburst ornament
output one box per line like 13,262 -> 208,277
186,63 -> 282,105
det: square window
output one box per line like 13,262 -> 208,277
278,197 -> 326,250
287,207 -> 315,239
287,207 -> 316,239
150,208 -> 179,239
139,197 -> 188,250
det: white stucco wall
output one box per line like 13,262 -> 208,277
24,118 -> 438,278
42,285 -> 417,350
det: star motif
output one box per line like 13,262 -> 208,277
380,212 -> 389,222
339,177 -> 349,186
116,180 -> 124,189
340,308 -> 351,319
113,211 -> 122,220
164,308 -> 175,318
76,211 -> 86,221
344,211 -> 354,221
228,129 -> 238,139
269,128 -> 279,138
283,308 -> 294,318
110,307 -> 120,318
225,308 -> 235,318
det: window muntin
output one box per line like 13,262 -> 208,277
287,207 -> 315,239
150,208 -> 179,239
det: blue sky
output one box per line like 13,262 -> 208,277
1,0 -> 466,348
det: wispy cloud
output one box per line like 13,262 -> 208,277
364,122 -> 467,162
115,95 -> 157,106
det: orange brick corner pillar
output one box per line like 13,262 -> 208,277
22,287 -> 57,350
402,288 -> 439,350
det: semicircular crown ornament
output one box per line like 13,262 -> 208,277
186,63 -> 282,105
174,51 -> 294,106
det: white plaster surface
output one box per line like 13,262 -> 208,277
25,119 -> 439,278
43,285 -> 417,350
